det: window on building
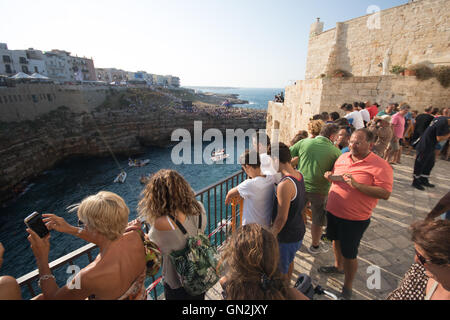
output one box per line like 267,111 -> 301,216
2,55 -> 11,63
47,94 -> 52,102
19,57 -> 27,64
5,64 -> 12,73
22,65 -> 29,74
13,95 -> 17,102
34,66 -> 39,73
32,95 -> 38,103
9,96 -> 13,103
0,96 -> 2,104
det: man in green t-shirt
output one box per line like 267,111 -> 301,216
290,124 -> 341,254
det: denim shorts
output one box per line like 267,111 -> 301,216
278,240 -> 303,274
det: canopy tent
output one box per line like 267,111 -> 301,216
31,73 -> 50,79
10,72 -> 33,79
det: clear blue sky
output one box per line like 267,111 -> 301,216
0,0 -> 407,88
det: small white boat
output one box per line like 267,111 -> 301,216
128,158 -> 150,167
210,149 -> 229,162
114,171 -> 127,183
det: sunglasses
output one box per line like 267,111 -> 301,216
78,219 -> 85,229
415,249 -> 431,266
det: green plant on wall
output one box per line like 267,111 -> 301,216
390,65 -> 406,75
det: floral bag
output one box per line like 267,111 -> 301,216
168,214 -> 219,296
126,220 -> 162,278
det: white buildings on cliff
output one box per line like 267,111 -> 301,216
0,43 -> 180,87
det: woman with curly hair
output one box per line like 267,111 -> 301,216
219,224 -> 308,300
307,119 -> 325,138
138,169 -> 207,300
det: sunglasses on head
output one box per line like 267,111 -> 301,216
415,249 -> 431,266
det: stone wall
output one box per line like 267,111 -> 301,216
266,75 -> 450,144
305,0 -> 450,80
0,84 -> 123,122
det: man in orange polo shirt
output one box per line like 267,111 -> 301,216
318,129 -> 393,300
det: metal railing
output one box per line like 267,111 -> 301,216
17,170 -> 246,300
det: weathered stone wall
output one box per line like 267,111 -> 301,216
305,0 -> 450,80
0,84 -> 123,122
0,87 -> 266,204
266,75 -> 450,144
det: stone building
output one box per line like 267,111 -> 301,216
266,0 -> 450,144
0,43 -> 49,76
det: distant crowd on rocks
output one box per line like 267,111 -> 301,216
0,102 -> 448,301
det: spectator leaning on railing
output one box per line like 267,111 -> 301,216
29,191 -> 147,300
225,150 -> 276,228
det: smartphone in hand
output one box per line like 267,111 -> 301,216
24,212 -> 49,238
329,175 -> 345,182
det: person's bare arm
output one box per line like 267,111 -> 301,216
343,174 -> 391,200
225,187 -> 243,205
271,180 -> 295,237
27,228 -> 93,300
426,191 -> 450,220
436,132 -> 450,142
291,157 -> 299,168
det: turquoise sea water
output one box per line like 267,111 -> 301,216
0,87 -> 278,298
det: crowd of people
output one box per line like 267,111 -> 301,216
0,101 -> 448,301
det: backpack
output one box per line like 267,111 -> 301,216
168,214 -> 219,296
126,221 -> 162,278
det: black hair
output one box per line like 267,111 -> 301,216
267,143 -> 291,164
239,149 -> 261,168
330,112 -> 340,121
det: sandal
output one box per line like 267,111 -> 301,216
318,266 -> 344,274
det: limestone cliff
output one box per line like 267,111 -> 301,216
0,88 -> 265,204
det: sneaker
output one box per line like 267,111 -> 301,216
318,266 -> 344,274
339,287 -> 353,300
420,178 -> 435,188
412,179 -> 425,190
308,245 -> 321,254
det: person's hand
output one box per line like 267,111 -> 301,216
42,214 -> 73,234
324,171 -> 333,181
343,173 -> 359,188
27,228 -> 50,266
225,192 -> 234,205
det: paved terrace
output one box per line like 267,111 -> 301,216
206,153 -> 450,300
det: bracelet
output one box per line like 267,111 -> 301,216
38,274 -> 55,288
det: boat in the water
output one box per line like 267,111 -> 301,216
210,149 -> 230,162
128,158 -> 150,167
114,171 -> 127,183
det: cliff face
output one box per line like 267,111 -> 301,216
0,88 -> 266,204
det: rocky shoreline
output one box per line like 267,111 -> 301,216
0,87 -> 266,205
